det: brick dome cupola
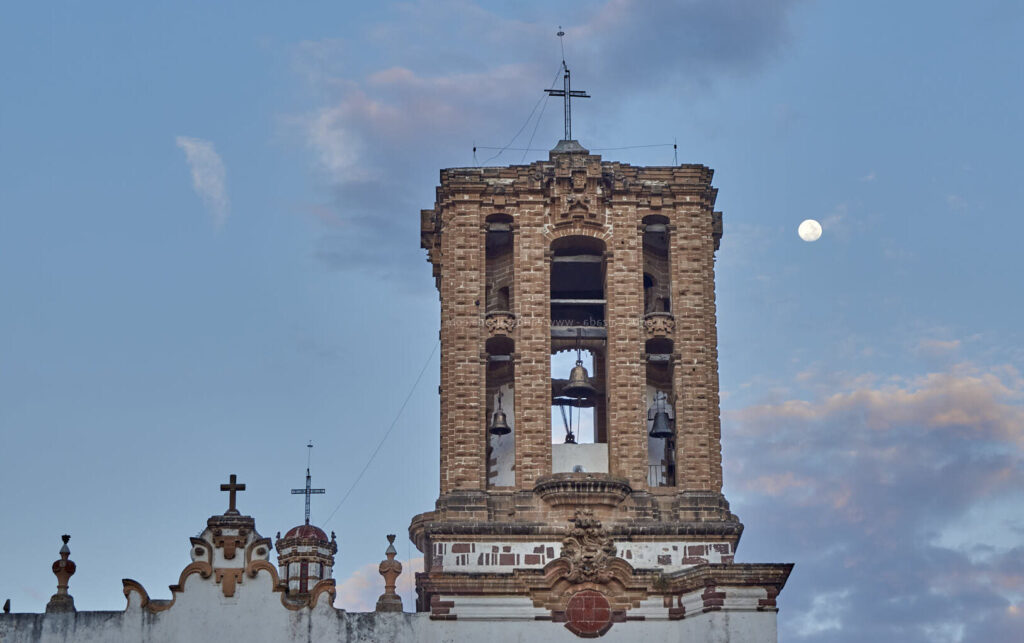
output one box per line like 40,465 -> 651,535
275,463 -> 336,597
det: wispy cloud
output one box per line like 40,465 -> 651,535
176,136 -> 229,228
725,361 -> 1024,641
947,194 -> 969,213
289,0 -> 802,275
916,338 -> 962,359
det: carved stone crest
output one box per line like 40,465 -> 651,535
560,510 -> 617,583
643,312 -> 675,338
484,311 -> 517,336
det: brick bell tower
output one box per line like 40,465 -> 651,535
412,130 -> 791,636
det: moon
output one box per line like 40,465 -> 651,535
798,219 -> 822,242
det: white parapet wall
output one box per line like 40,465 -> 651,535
0,603 -> 778,643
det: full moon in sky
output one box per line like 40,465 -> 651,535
798,219 -> 822,242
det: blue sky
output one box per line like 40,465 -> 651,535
1,1 -> 1022,640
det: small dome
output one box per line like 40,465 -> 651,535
284,524 -> 328,540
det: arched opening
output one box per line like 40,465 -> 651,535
550,236 -> 608,474
645,356 -> 675,487
486,337 -> 515,487
642,216 -> 671,314
550,235 -> 605,327
486,214 -> 514,313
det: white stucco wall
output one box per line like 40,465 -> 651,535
0,606 -> 777,643
0,564 -> 778,643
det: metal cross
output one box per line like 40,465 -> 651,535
545,29 -> 589,141
220,474 -> 246,515
291,468 -> 325,525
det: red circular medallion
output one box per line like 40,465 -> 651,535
565,589 -> 612,637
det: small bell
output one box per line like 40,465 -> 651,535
648,392 -> 674,438
562,360 -> 598,400
489,392 -> 512,435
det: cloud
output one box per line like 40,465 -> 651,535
334,556 -> 423,612
916,338 -> 962,359
725,362 -> 1024,641
947,194 -> 969,212
732,364 -> 1024,443
289,0 -> 802,275
175,136 -> 229,228
792,589 -> 850,636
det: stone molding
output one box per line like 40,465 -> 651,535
533,473 -> 631,509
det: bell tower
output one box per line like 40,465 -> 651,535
412,135 -> 791,635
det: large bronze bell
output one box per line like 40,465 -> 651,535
489,392 -> 512,435
648,392 -> 674,438
562,360 -> 598,400
489,407 -> 511,435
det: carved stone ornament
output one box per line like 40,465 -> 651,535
376,534 -> 404,612
560,510 -> 617,584
643,312 -> 675,338
484,311 -> 517,336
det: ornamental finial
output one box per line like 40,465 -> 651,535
375,534 -> 403,612
45,534 -> 77,613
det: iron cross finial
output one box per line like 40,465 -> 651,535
291,447 -> 326,525
545,28 -> 589,141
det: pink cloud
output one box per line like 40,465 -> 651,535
724,360 -> 1024,640
334,557 -> 423,612
731,364 -> 1024,444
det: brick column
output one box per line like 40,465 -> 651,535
703,215 -> 724,492
439,202 -> 486,493
514,205 -> 552,489
671,203 -> 715,492
604,216 -> 648,488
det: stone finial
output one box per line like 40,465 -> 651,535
375,534 -> 403,612
45,535 -> 76,613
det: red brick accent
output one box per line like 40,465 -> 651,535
429,595 -> 456,620
686,545 -> 708,557
758,587 -> 779,611
702,584 -> 726,612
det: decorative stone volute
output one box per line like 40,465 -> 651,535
194,474 -> 272,598
120,474 -> 336,614
45,534 -> 76,613
375,534 -> 403,612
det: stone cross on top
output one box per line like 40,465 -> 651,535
220,474 -> 246,515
